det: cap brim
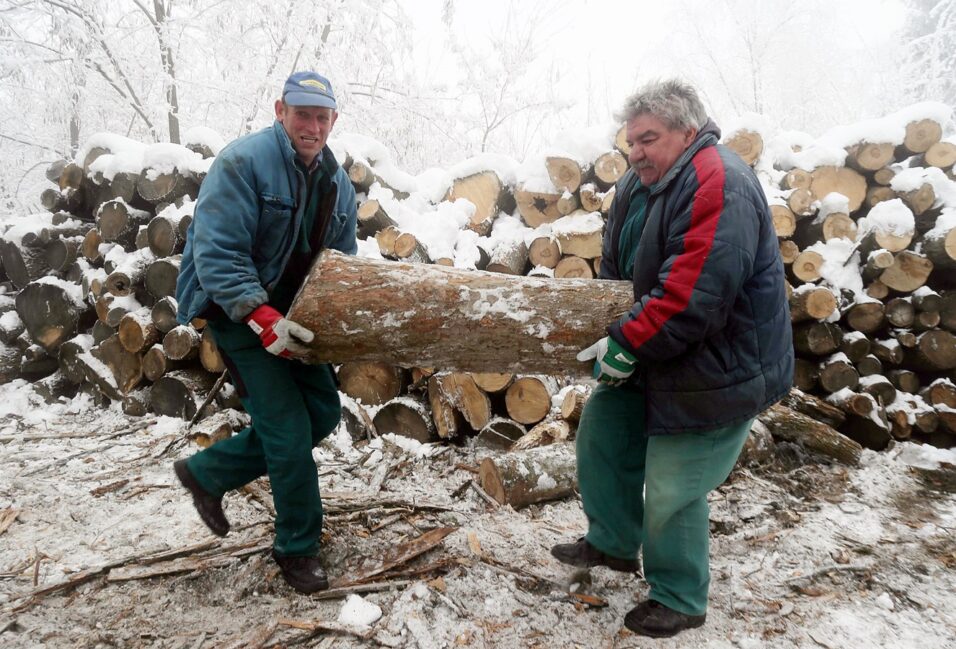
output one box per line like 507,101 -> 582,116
283,91 -> 337,110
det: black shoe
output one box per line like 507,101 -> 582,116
624,600 -> 706,638
550,537 -> 640,573
173,459 -> 230,537
272,551 -> 330,593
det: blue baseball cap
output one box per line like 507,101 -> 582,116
282,71 -> 337,109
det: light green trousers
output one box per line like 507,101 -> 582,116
576,384 -> 752,615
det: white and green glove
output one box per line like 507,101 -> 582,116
577,336 -> 638,385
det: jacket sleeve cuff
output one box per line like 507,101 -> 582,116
607,321 -> 639,358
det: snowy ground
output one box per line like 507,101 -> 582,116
1,379 -> 955,649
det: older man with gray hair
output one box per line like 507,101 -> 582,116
551,79 -> 793,637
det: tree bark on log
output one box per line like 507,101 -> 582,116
756,403 -> 861,465
163,325 -> 200,361
478,443 -> 578,508
356,199 -> 398,238
793,322 -> 843,356
924,226 -> 956,271
146,213 -> 186,257
151,296 -> 179,334
142,343 -> 184,382
287,252 -> 634,375
150,368 -> 217,420
0,241 -> 51,290
118,307 -> 160,354
137,169 -> 199,205
92,334 -> 143,395
144,256 -> 181,300
779,388 -> 846,428
15,280 -> 91,351
97,200 -> 152,248
56,334 -> 94,384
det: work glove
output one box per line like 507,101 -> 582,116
245,304 -> 314,359
577,336 -> 638,386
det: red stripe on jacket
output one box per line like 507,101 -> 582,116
620,146 -> 726,350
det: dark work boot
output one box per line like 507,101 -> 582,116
272,551 -> 330,593
173,459 -> 230,537
624,600 -> 706,638
550,537 -> 640,573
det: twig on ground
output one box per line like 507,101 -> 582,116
21,419 -> 160,477
468,480 -> 500,508
5,538 -> 225,613
308,578 -> 415,602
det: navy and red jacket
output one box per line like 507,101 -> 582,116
602,120 -> 793,435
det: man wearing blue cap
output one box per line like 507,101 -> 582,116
173,71 -> 357,593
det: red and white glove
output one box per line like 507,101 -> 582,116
244,305 -> 314,358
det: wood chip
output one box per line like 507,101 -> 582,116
467,531 -> 483,557
0,508 -> 20,536
568,592 -> 608,608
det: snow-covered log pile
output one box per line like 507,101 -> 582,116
1,104 -> 955,477
723,105 -> 956,452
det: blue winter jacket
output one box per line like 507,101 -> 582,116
603,120 -> 793,435
176,121 -> 357,324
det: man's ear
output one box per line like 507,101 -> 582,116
274,99 -> 285,121
684,127 -> 698,146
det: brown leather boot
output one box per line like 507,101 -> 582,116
173,459 -> 230,537
550,537 -> 640,573
624,600 -> 706,637
272,552 -> 329,593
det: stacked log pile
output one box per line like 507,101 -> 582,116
1,106 -> 955,509
723,115 -> 956,451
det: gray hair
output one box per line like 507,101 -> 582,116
616,79 -> 708,132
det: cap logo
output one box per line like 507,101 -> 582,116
299,79 -> 327,92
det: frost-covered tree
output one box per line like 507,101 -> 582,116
900,0 -> 956,108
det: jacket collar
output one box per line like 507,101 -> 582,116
648,118 -> 722,196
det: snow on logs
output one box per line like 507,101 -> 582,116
4,104 -> 956,464
287,250 -> 633,375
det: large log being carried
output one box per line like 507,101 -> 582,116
288,250 -> 634,374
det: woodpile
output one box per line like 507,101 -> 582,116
1,107 -> 954,512
737,114 -> 956,451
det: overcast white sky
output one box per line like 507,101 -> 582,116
403,0 -> 911,131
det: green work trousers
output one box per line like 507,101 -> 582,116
576,383 -> 752,616
185,319 -> 340,557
